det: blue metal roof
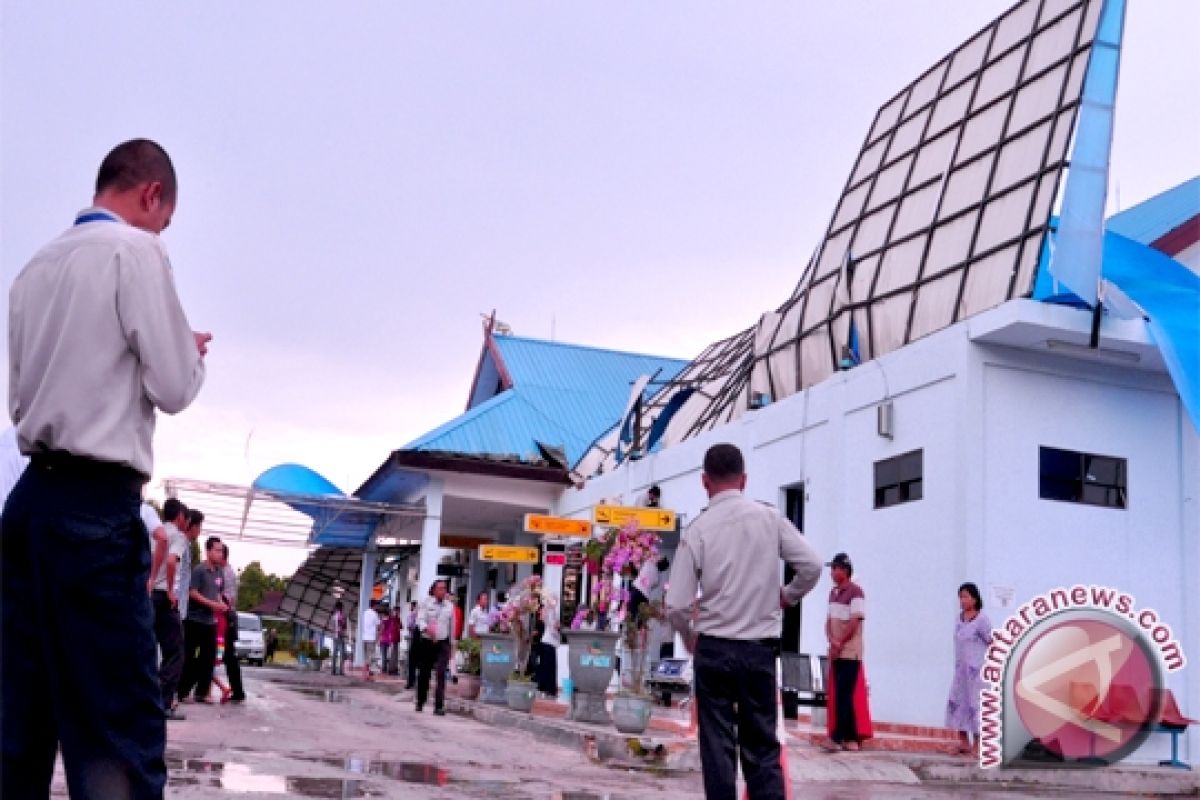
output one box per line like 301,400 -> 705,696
1107,176 -> 1200,245
405,335 -> 687,465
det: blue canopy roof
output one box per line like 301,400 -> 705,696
250,464 -> 381,548
406,335 -> 687,466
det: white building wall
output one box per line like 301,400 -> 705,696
554,301 -> 1196,762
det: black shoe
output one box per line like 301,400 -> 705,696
433,707 -> 445,716
415,704 -> 424,712
165,707 -> 187,721
230,695 -> 246,704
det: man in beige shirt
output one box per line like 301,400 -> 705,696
3,139 -> 209,800
415,580 -> 457,715
665,443 -> 822,800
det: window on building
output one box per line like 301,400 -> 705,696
1039,447 -> 1127,509
874,450 -> 923,508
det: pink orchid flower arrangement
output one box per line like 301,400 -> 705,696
570,520 -> 660,630
490,575 -> 557,668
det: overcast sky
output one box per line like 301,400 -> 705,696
3,2 -> 1196,573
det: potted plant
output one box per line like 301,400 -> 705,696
294,640 -> 314,669
565,520 -> 661,724
456,638 -> 482,700
505,670 -> 537,712
314,646 -> 330,673
612,602 -> 660,734
477,632 -> 516,704
482,576 -> 559,705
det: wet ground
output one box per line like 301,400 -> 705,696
48,668 -> 1181,798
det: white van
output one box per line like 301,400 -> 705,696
236,612 -> 266,666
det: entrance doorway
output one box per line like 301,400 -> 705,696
781,483 -> 805,653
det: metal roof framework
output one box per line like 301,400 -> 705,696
164,477 -> 428,631
577,0 -> 1110,477
162,477 -> 426,549
279,545 -> 418,634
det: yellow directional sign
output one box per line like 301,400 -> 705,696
523,514 -> 593,537
593,505 -> 677,531
478,544 -> 540,564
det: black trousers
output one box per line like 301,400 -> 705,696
831,658 -> 861,744
151,591 -> 184,711
534,641 -> 558,696
1,455 -> 165,799
416,638 -> 450,710
224,637 -> 244,700
694,636 -> 784,800
178,620 -> 217,702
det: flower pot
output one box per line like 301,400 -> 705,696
612,694 -> 653,734
505,680 -> 536,712
478,633 -> 517,705
458,674 -> 482,701
564,630 -> 620,724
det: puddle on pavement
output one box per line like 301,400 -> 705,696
288,687 -> 352,703
167,755 -> 379,798
327,756 -> 449,786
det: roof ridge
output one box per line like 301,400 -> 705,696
492,333 -> 689,364
403,390 -> 519,448
1111,175 -> 1199,214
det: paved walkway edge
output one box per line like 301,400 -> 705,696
438,693 -> 1200,796
905,756 -> 1200,797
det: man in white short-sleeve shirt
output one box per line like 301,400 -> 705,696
360,600 -> 381,680
147,498 -> 191,720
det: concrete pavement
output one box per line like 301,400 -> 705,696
47,666 -> 1198,798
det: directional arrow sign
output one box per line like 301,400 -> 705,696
523,514 -> 593,537
593,505 -> 677,531
478,544 -> 540,564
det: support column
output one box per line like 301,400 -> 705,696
417,478 -> 445,596
392,557 -> 410,608
353,547 -> 378,667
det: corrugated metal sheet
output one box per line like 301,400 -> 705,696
405,336 -> 687,465
1107,176 -> 1200,245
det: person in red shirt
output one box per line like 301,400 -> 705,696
379,606 -> 399,677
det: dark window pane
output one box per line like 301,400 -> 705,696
1084,455 -> 1121,487
875,459 -> 900,488
1040,475 -> 1081,502
899,451 -> 923,483
874,449 -> 924,508
1040,446 -> 1126,508
1040,447 -> 1082,481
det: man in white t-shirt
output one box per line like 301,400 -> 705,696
466,591 -> 491,638
148,498 -> 190,720
360,600 -> 381,680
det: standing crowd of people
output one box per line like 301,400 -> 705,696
0,139 -> 994,800
141,497 -> 247,717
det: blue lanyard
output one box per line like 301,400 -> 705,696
74,210 -> 119,226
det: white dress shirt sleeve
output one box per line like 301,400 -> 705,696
117,239 -> 205,415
